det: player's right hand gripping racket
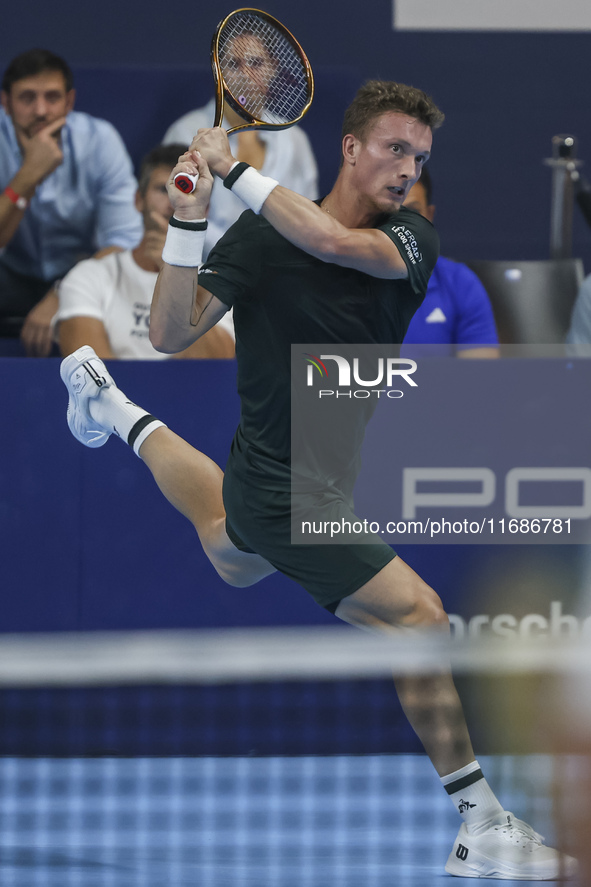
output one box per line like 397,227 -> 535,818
174,7 -> 314,194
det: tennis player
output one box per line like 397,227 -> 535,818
60,80 -> 576,880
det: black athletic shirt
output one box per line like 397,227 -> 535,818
199,205 -> 439,485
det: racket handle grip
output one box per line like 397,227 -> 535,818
174,172 -> 199,194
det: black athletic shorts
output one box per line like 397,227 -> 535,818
222,459 -> 396,613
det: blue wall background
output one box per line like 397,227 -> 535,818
2,0 -> 591,266
0,358 -> 585,633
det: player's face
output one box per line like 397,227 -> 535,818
222,34 -> 277,114
1,71 -> 74,140
347,111 -> 432,214
137,166 -> 174,228
402,179 -> 435,222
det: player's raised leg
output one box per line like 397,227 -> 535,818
335,558 -> 578,880
138,428 -> 276,586
60,345 -> 275,587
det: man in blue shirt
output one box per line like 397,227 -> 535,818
0,49 -> 143,355
402,166 -> 499,357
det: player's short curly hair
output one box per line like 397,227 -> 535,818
342,80 -> 444,142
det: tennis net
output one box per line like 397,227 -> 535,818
0,627 -> 588,886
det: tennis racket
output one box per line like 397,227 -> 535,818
174,7 -> 314,193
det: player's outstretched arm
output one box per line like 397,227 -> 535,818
150,149 -> 229,354
261,186 -> 408,279
192,127 -> 409,281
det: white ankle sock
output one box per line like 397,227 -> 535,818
441,761 -> 505,834
88,386 -> 166,456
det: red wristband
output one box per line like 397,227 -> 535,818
4,186 -> 28,210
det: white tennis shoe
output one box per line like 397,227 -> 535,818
60,345 -> 114,448
445,812 -> 577,880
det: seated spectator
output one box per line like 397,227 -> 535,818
163,98 -> 318,258
0,49 -> 143,356
402,166 -> 499,357
57,144 -> 235,360
566,273 -> 591,345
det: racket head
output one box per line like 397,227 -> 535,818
211,8 -> 314,133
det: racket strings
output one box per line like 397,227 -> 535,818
218,13 -> 310,125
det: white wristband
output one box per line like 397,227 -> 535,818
161,218 -> 207,267
227,166 -> 278,214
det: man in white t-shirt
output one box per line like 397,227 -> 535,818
56,144 -> 235,360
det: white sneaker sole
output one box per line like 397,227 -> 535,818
445,847 -> 578,880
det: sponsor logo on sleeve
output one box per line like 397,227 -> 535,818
392,226 -> 423,265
